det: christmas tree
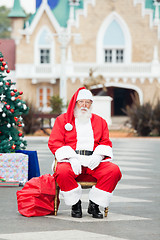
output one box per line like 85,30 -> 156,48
0,51 -> 28,153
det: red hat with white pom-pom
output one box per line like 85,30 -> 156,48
64,87 -> 93,131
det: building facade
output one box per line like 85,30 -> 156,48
7,0 -> 160,116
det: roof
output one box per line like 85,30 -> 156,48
27,0 -> 84,28
145,0 -> 160,19
8,0 -> 26,18
0,39 -> 16,70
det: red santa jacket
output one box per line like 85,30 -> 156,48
48,113 -> 113,162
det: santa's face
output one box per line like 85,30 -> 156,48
76,99 -> 92,111
74,99 -> 92,123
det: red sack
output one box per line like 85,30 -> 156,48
16,174 -> 60,217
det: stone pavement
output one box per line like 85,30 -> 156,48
0,137 -> 160,240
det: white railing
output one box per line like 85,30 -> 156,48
73,63 -> 152,75
16,62 -> 157,79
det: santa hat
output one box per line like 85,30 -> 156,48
64,87 -> 93,131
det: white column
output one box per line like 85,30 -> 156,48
58,30 -> 71,107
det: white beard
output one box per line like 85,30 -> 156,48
74,105 -> 92,123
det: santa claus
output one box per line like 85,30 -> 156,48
48,87 -> 122,218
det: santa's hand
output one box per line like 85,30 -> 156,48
88,155 -> 103,170
70,157 -> 82,175
77,155 -> 91,167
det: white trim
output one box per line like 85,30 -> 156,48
75,119 -> 94,151
93,145 -> 113,160
89,186 -> 113,207
96,12 -> 132,64
60,184 -> 82,205
55,146 -> 77,161
68,0 -> 96,29
22,0 -> 61,36
34,25 -> 55,65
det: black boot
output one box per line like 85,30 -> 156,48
88,200 -> 103,219
71,200 -> 82,218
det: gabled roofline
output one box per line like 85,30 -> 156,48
21,0 -> 61,36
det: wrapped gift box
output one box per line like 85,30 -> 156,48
0,180 -> 19,187
0,153 -> 28,183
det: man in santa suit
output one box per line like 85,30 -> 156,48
48,87 -> 122,219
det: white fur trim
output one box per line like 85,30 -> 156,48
55,146 -> 76,162
65,123 -> 73,131
76,89 -> 93,101
89,186 -> 113,207
93,145 -> 113,160
75,119 -> 94,151
60,184 -> 82,205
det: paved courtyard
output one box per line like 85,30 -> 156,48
0,136 -> 160,240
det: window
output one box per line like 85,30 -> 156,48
104,49 -> 124,63
116,49 -> 124,63
38,87 -> 53,112
40,49 -> 50,64
104,50 -> 112,62
103,20 -> 125,63
35,28 -> 54,65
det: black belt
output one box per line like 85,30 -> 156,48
75,150 -> 93,155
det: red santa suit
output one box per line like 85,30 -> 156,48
48,88 -> 122,207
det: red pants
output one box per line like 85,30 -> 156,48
54,161 -> 122,206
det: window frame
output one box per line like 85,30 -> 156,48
37,86 -> 53,112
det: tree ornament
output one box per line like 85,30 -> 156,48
5,82 -> 10,86
6,69 -> 10,73
7,123 -> 11,128
11,92 -> 15,96
1,66 -> 5,71
18,132 -> 23,137
20,143 -> 24,148
0,93 -> 6,100
11,144 -> 16,149
0,108 -> 2,112
11,97 -> 15,101
14,117 -> 18,122
5,64 -> 8,69
0,82 -> 3,86
19,91 -> 23,95
6,105 -> 10,110
0,57 -> 3,61
10,109 -> 14,113
0,101 -> 4,109
13,89 -> 17,92
2,113 -> 6,117
19,116 -> 23,121
23,104 -> 27,110
18,124 -> 22,127
2,61 -> 6,66
9,136 -> 12,140
17,102 -> 21,106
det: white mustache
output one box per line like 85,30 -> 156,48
80,107 -> 88,111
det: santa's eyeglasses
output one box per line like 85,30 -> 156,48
77,100 -> 92,106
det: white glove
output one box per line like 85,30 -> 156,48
70,157 -> 82,175
77,155 -> 91,167
88,155 -> 103,170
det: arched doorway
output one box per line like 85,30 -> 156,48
92,86 -> 140,116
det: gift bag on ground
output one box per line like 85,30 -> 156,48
17,174 -> 60,217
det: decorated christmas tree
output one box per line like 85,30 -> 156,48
0,51 -> 28,153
